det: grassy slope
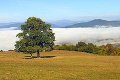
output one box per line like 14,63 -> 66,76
0,50 -> 120,80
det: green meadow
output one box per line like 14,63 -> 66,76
0,50 -> 120,80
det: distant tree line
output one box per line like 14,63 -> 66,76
54,42 -> 120,56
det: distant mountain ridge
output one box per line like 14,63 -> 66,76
64,19 -> 120,28
0,22 -> 24,30
1,19 -> 120,30
51,20 -> 77,27
0,22 -> 60,30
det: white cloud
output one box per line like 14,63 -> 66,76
1,27 -> 120,51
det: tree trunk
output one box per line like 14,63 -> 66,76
37,50 -> 40,58
30,53 -> 33,58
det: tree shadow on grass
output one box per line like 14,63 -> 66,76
40,56 -> 56,58
23,56 -> 56,59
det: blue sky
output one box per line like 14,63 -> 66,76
0,0 -> 120,22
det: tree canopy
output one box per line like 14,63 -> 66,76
15,17 -> 55,58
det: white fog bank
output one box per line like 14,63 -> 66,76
1,27 -> 120,51
54,27 -> 120,45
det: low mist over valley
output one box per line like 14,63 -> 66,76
0,26 -> 120,51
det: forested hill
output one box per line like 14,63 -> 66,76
64,19 -> 120,28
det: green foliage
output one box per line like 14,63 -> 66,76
54,44 -> 76,51
24,46 -> 36,54
15,17 -> 55,57
100,44 -> 120,56
54,42 -> 120,56
76,41 -> 87,47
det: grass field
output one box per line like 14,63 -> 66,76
0,50 -> 120,80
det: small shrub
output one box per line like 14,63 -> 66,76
8,50 -> 14,51
0,50 -> 3,52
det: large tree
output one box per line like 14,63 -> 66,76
15,17 -> 55,58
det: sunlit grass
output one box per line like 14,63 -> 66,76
0,50 -> 120,80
